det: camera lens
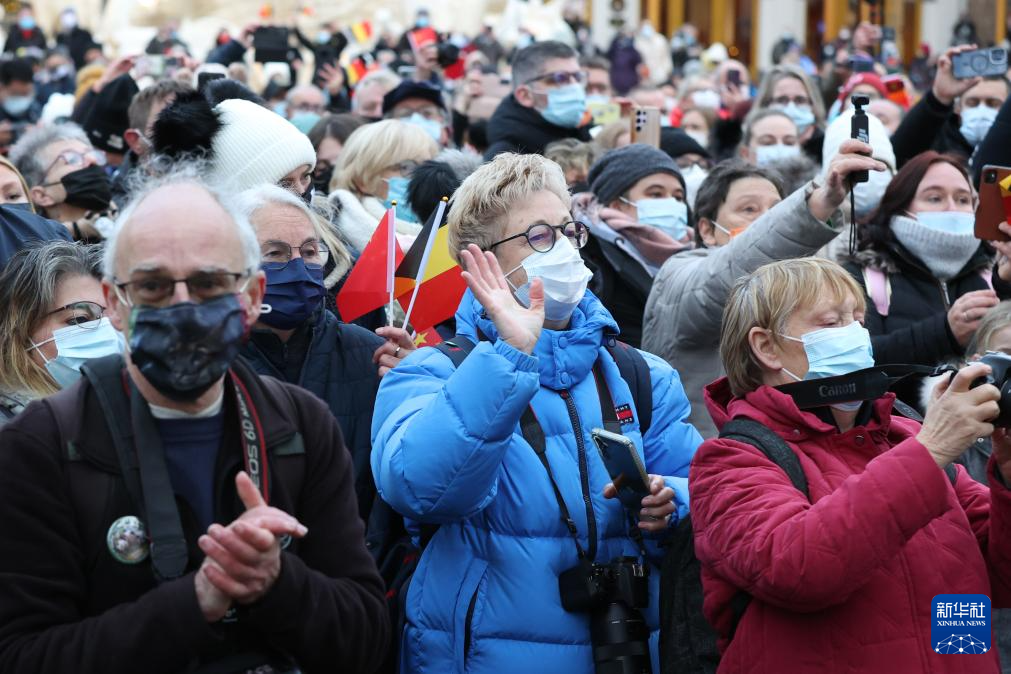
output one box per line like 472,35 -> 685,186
986,171 -> 998,184
972,54 -> 988,72
993,48 -> 1008,65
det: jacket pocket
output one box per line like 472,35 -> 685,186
454,558 -> 488,672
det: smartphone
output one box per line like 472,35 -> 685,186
727,69 -> 742,86
253,26 -> 290,63
976,165 -> 1011,241
849,56 -> 875,73
591,428 -> 650,510
953,47 -> 1009,80
631,106 -> 661,147
588,101 -> 621,126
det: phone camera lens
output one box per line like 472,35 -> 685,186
972,54 -> 988,72
986,171 -> 998,184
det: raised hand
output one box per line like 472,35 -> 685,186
933,44 -> 982,106
459,243 -> 544,354
918,362 -> 1001,468
808,139 -> 888,222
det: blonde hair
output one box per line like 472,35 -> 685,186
545,139 -> 598,180
720,257 -> 866,397
754,64 -> 827,127
594,120 -> 631,151
447,152 -> 571,263
969,300 -> 1011,355
332,120 -> 438,198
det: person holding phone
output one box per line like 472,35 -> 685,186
372,152 -> 701,674
692,256 -> 1011,673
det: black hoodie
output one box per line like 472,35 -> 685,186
483,94 -> 591,160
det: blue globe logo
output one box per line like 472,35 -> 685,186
935,635 -> 989,654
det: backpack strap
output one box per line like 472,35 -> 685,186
433,335 -> 477,368
863,266 -> 891,318
719,418 -> 809,500
605,340 -> 653,436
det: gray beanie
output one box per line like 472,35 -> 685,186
588,144 -> 682,206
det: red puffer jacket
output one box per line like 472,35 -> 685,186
690,377 -> 1011,674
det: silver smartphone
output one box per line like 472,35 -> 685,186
590,428 -> 650,510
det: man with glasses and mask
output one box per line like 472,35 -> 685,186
10,123 -> 114,242
383,80 -> 453,148
0,169 -> 389,674
484,40 -> 592,160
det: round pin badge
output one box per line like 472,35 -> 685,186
106,516 -> 150,564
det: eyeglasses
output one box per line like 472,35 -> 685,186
676,157 -> 713,170
290,102 -> 325,114
489,221 -> 589,253
384,160 -> 420,175
45,300 -> 106,325
41,149 -> 107,185
261,239 -> 330,270
770,95 -> 811,107
524,70 -> 587,87
114,271 -> 249,306
390,105 -> 445,122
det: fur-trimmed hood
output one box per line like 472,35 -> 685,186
845,239 -> 993,277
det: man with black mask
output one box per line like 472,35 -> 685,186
0,169 -> 389,674
10,122 -> 114,242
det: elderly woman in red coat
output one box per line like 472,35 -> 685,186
690,256 -> 1011,673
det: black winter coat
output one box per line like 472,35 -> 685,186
890,90 -> 974,169
0,356 -> 389,674
844,242 -> 997,368
240,309 -> 383,526
483,94 -> 591,160
581,231 -> 655,349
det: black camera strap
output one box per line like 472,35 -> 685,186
775,364 -> 946,409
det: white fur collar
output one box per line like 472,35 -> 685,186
328,189 -> 422,253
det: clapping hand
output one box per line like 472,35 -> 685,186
459,244 -> 544,355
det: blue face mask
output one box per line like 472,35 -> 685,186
540,84 -> 587,128
289,111 -> 321,134
915,211 -> 975,236
623,196 -> 689,240
407,112 -> 443,143
781,321 -> 875,410
30,317 -> 126,389
260,258 -> 325,330
3,95 -> 32,117
776,103 -> 816,135
18,16 -> 35,30
384,176 -> 420,222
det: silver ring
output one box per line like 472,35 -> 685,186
646,515 -> 661,522
394,346 -> 402,356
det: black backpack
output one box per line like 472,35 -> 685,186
381,334 -> 654,669
659,414 -> 957,674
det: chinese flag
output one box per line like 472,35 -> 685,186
413,326 -> 444,347
336,211 -> 404,322
395,206 -> 467,330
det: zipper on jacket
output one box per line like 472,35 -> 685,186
938,280 -> 951,309
463,586 -> 479,664
559,389 -> 598,562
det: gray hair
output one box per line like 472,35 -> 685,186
969,300 -> 1011,355
235,182 -> 313,224
103,161 -> 260,280
10,122 -> 90,187
286,84 -> 325,104
512,41 -> 578,90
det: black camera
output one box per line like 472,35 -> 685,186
559,557 -> 652,674
972,352 -> 1011,427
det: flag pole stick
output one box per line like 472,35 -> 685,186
401,197 -> 448,330
387,202 -> 396,326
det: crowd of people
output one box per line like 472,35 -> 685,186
1,3 -> 1011,673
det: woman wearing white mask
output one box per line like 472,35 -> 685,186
751,64 -> 827,163
739,108 -> 801,167
572,143 -> 692,347
0,240 -> 124,424
659,127 -> 713,208
644,141 -> 885,438
372,151 -> 702,674
844,151 -> 1002,376
692,255 -> 1011,674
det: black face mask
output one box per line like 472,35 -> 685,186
300,184 -> 314,205
312,165 -> 334,195
128,294 -> 247,402
60,164 -> 112,212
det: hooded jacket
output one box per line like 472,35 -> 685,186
691,377 -> 1011,673
372,290 -> 702,674
483,94 -> 592,161
890,90 -> 975,170
843,241 -> 996,369
642,183 -> 843,438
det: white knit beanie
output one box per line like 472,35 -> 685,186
821,107 -> 896,176
208,99 -> 317,192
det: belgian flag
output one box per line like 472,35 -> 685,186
395,200 -> 467,330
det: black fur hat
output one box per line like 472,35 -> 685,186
151,90 -> 222,160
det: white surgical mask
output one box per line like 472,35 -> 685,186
780,321 -> 875,411
29,317 -> 126,389
852,168 -> 892,219
691,89 -> 721,110
681,164 -> 708,208
507,240 -> 592,322
755,143 -> 800,166
685,129 -> 709,149
959,105 -> 998,146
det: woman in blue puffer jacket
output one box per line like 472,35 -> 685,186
372,152 -> 702,674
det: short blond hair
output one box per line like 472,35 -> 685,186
720,257 -> 866,397
545,139 -> 598,179
446,152 -> 571,263
332,120 -> 438,197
